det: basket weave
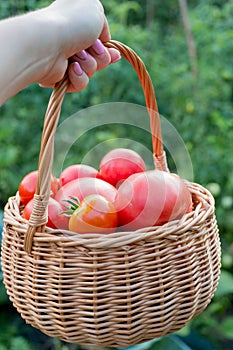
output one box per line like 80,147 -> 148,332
1,41 -> 221,348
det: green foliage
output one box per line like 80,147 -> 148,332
215,270 -> 233,297
0,337 -> 33,350
121,336 -> 193,350
0,0 -> 233,349
104,0 -> 141,25
0,307 -> 35,350
0,0 -> 50,18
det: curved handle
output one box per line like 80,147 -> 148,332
105,41 -> 163,158
24,40 -> 168,253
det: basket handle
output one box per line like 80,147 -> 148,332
24,40 -> 168,253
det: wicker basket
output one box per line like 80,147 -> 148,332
1,41 -> 221,348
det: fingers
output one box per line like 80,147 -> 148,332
95,2 -> 111,42
99,16 -> 111,43
72,40 -> 114,74
40,41 -> 121,92
70,51 -> 97,77
108,47 -> 122,64
67,62 -> 89,93
87,40 -> 111,71
66,40 -> 121,92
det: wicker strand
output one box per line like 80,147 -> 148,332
24,194 -> 49,252
153,151 -> 170,172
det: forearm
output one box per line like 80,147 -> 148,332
0,0 -> 116,105
0,8 -> 61,105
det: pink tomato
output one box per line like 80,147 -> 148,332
55,177 -> 118,210
23,197 -> 69,229
114,170 -> 192,231
99,148 -> 146,187
59,164 -> 99,187
18,170 -> 58,205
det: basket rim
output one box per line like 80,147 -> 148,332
3,180 -> 216,249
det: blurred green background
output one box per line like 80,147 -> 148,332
0,0 -> 233,349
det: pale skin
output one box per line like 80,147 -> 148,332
0,0 -> 121,106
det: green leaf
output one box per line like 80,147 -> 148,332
120,338 -> 161,350
120,336 -> 191,350
176,323 -> 191,337
150,336 -> 192,350
10,337 -> 32,350
214,270 -> 233,297
0,282 -> 9,306
218,317 -> 233,340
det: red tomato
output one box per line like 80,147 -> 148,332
99,148 -> 146,187
59,164 -> 99,187
18,170 -> 59,205
114,170 -> 192,231
69,194 -> 118,234
55,177 -> 118,210
23,197 -> 69,229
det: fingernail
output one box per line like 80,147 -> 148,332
92,39 -> 105,55
111,54 -> 121,64
73,62 -> 83,76
75,50 -> 88,60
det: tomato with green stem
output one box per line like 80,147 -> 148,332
68,194 -> 118,234
55,177 -> 118,209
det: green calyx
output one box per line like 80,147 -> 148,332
62,196 -> 80,217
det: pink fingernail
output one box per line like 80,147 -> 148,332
111,54 -> 121,64
76,50 -> 88,60
92,39 -> 105,55
73,62 -> 83,76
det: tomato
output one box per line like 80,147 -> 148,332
59,164 -> 99,187
114,170 -> 192,231
23,197 -> 69,229
99,148 -> 146,187
55,177 -> 118,210
18,170 -> 59,205
69,194 -> 118,234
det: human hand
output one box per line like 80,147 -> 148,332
39,0 -> 121,92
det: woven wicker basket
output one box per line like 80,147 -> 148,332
1,41 -> 221,348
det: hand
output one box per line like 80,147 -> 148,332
38,0 -> 121,92
40,39 -> 120,92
